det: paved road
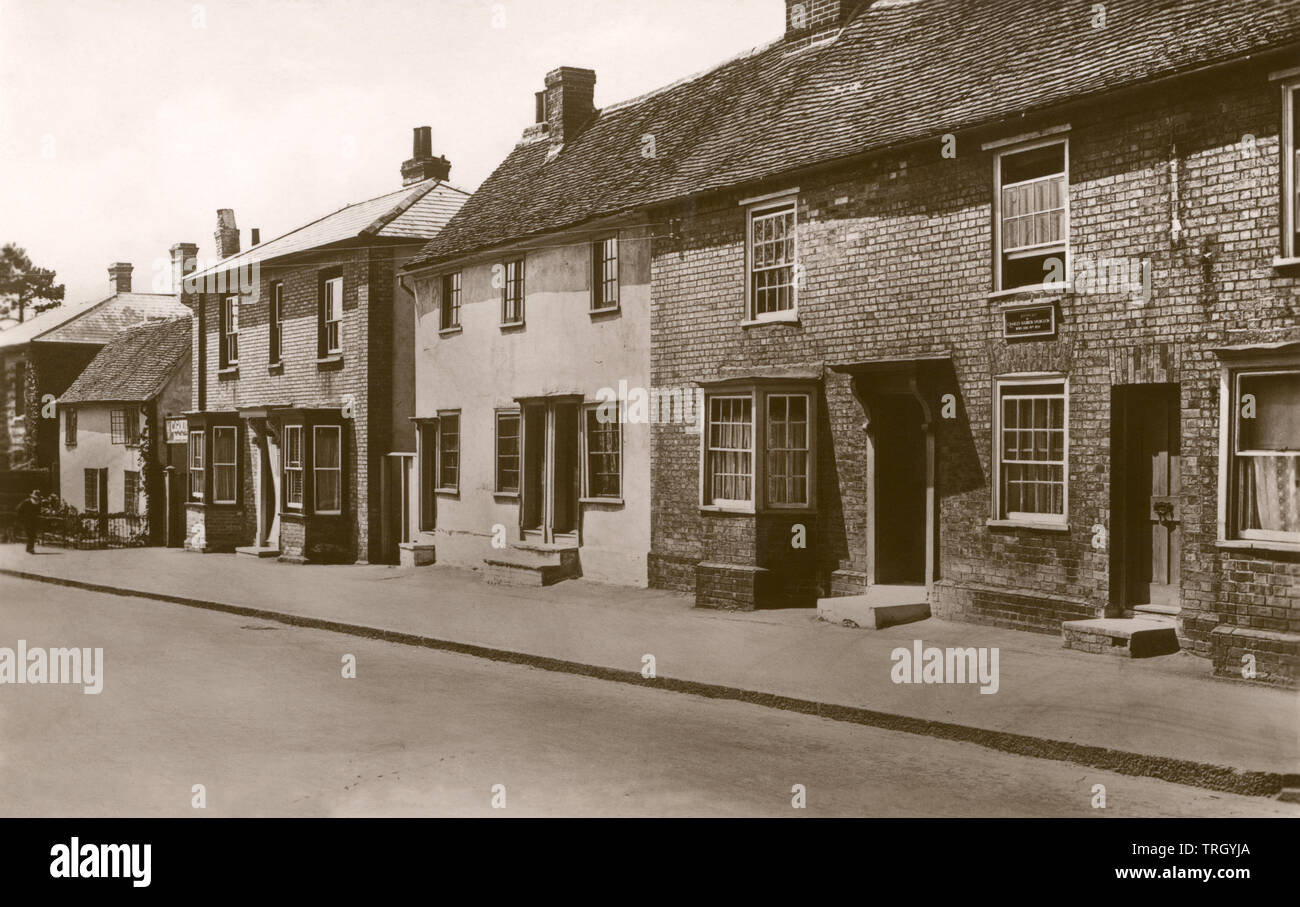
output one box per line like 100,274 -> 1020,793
0,575 -> 1295,817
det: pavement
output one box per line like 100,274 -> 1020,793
0,544 -> 1296,796
5,574 -> 1295,818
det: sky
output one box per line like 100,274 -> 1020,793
0,0 -> 778,305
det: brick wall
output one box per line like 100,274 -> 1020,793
649,61 -> 1299,675
188,244 -> 397,563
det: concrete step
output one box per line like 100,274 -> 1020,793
236,546 -> 281,559
817,586 -> 930,629
1062,618 -> 1180,658
483,544 -> 580,587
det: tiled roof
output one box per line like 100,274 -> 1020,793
0,293 -> 190,349
189,179 -> 470,281
60,316 -> 192,404
408,0 -> 1300,267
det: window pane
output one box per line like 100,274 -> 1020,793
439,415 -> 460,488
999,385 -> 1066,518
497,414 -> 520,493
1238,372 -> 1300,452
707,396 -> 753,504
314,427 -> 340,468
1236,455 -> 1300,535
585,409 -> 620,498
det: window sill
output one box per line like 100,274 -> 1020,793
589,306 -> 620,319
742,312 -> 800,327
435,488 -> 460,497
986,518 -> 1070,532
494,491 -> 520,500
700,505 -> 756,515
1215,538 -> 1300,555
500,322 -> 526,332
1272,256 -> 1300,272
316,354 -> 343,366
988,284 -> 1068,303
268,361 -> 284,374
439,326 -> 463,337
217,366 -> 239,377
580,497 -> 624,506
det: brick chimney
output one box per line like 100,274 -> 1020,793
250,228 -> 261,246
108,262 -> 133,294
784,0 -> 865,38
544,67 -> 596,149
214,209 -> 240,259
170,242 -> 198,297
401,126 -> 452,186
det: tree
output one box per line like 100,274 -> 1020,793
0,244 -> 65,323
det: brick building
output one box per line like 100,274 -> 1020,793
183,128 -> 468,564
0,262 -> 190,476
410,0 -> 1300,684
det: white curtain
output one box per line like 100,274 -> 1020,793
1249,456 -> 1300,533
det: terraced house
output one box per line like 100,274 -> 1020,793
411,0 -> 1300,685
183,129 -> 468,564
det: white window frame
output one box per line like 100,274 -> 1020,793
703,394 -> 755,510
1283,80 -> 1300,261
283,424 -> 304,511
222,295 -> 240,366
188,430 -> 205,501
212,425 -> 238,505
744,194 -> 799,323
313,424 -> 342,515
323,276 -> 343,355
764,392 -> 813,509
1223,364 -> 1300,545
991,375 -> 1069,528
992,137 -> 1070,293
581,403 -> 622,502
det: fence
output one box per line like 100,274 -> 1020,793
37,510 -> 149,550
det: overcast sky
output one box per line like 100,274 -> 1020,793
0,0 -> 776,305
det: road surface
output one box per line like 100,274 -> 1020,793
0,574 -> 1294,817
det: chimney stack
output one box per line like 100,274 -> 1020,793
251,228 -> 261,246
784,0 -> 864,38
400,126 -> 452,186
108,262 -> 133,295
170,243 -> 198,298
214,209 -> 240,260
543,67 -> 597,149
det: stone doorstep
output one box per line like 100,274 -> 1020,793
482,559 -> 571,587
816,586 -> 931,629
1061,618 -> 1181,659
398,543 -> 435,568
235,546 -> 281,559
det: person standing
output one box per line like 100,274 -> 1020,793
14,490 -> 41,554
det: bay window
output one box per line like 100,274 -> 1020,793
313,425 -> 342,514
1230,368 -> 1300,542
702,386 -> 816,510
212,426 -> 238,505
283,424 -> 304,510
188,430 -> 204,501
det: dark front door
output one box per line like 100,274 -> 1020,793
1122,385 -> 1182,610
520,401 -> 580,543
874,394 -> 927,585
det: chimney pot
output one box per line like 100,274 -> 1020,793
108,262 -> 133,295
400,125 -> 451,185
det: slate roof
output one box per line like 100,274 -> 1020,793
0,293 -> 190,349
408,0 -> 1300,267
189,178 -> 470,281
60,316 -> 192,404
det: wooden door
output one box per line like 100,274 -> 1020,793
1125,387 -> 1181,608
